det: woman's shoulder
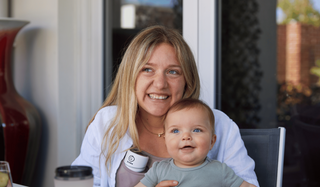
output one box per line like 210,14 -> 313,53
95,105 -> 118,121
209,108 -> 240,148
96,105 -> 118,117
88,105 -> 118,132
211,108 -> 235,130
211,108 -> 231,121
211,108 -> 240,132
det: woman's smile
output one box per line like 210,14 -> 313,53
148,94 -> 169,100
135,43 -> 186,117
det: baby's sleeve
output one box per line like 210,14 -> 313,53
140,162 -> 161,187
222,163 -> 244,187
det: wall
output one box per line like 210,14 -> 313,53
277,25 -> 286,83
12,1 -> 59,186
278,23 -> 320,86
11,0 -> 104,186
0,0 -> 8,17
300,24 -> 320,86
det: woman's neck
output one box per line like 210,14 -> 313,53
136,112 -> 170,158
137,110 -> 164,130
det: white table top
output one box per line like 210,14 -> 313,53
13,183 -> 27,187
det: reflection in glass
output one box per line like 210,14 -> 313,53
112,0 -> 182,80
222,0 -> 320,186
277,1 -> 320,185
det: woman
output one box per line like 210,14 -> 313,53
72,25 -> 259,187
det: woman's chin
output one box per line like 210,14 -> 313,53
138,105 -> 169,118
146,109 -> 168,118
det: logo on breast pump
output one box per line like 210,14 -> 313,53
128,155 -> 135,164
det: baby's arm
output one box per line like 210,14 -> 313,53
240,181 -> 257,187
135,182 -> 147,187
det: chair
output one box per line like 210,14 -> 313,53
292,119 -> 320,186
240,127 -> 286,187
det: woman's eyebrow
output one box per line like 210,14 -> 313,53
144,62 -> 182,68
168,65 -> 182,68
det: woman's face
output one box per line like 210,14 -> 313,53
135,43 -> 186,118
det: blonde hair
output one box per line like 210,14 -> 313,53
88,25 -> 200,172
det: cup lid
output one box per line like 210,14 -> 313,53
55,166 -> 93,178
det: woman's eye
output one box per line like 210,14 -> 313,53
173,129 -> 179,133
143,68 -> 152,72
168,70 -> 178,74
193,129 -> 201,132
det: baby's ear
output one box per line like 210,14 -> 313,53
210,134 -> 217,149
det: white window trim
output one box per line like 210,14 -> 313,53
72,0 -> 104,152
183,0 -> 219,109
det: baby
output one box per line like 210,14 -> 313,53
135,98 -> 254,187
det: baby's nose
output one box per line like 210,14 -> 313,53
182,133 -> 192,141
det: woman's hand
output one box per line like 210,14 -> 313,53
135,180 -> 179,187
240,181 -> 257,187
155,180 -> 179,187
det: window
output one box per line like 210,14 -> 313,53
221,0 -> 320,185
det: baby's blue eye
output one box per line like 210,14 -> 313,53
173,129 -> 179,133
193,129 -> 201,132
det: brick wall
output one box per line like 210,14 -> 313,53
277,23 -> 320,86
277,25 -> 286,83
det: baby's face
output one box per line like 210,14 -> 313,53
164,107 -> 216,168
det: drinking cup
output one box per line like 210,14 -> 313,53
54,165 -> 93,187
0,161 -> 13,187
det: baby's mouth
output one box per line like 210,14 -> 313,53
181,145 -> 194,149
148,94 -> 169,100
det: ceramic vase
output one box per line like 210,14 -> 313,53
0,18 -> 41,186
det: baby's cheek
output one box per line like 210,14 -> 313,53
165,138 -> 176,150
164,138 -> 171,148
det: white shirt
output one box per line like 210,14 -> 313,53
72,105 -> 259,187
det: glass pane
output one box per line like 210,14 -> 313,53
221,0 -> 320,186
111,0 -> 182,80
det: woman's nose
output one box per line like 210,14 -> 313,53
153,72 -> 168,89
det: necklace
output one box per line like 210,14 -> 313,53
140,119 -> 164,138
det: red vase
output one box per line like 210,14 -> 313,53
0,18 -> 41,186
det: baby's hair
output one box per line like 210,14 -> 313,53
164,98 -> 215,134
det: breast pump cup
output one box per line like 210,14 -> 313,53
54,166 -> 93,187
124,150 -> 149,172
